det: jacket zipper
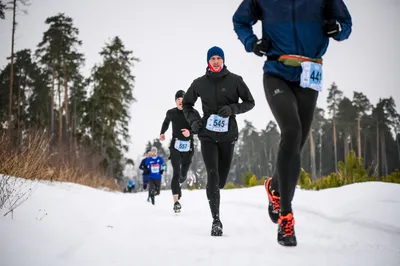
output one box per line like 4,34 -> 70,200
214,80 -> 219,142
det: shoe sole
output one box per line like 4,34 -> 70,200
264,178 -> 280,224
264,178 -> 274,201
211,230 -> 223,236
278,240 -> 297,247
211,225 -> 223,236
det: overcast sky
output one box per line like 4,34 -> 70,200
0,0 -> 399,162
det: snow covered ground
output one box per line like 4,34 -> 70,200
1,179 -> 399,266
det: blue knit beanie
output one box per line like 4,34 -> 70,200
207,46 -> 225,62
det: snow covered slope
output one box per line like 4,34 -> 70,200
1,180 -> 399,266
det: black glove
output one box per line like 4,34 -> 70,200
323,20 -> 341,37
252,38 -> 270,57
217,106 -> 232,118
191,120 -> 203,134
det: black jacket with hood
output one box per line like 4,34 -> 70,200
182,66 -> 255,143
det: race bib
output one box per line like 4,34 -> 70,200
300,61 -> 323,92
174,140 -> 190,152
206,114 -> 229,132
151,164 -> 160,173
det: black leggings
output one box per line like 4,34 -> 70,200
148,178 -> 161,198
263,74 -> 318,214
170,147 -> 194,195
201,140 -> 235,220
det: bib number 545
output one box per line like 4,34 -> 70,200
213,120 -> 225,128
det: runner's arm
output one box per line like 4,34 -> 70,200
232,0 -> 261,52
229,76 -> 255,115
328,0 -> 352,41
183,82 -> 202,126
139,159 -> 145,170
160,111 -> 171,135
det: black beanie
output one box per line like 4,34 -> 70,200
175,90 -> 185,100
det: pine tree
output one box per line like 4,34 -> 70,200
327,82 -> 343,175
236,120 -> 257,175
263,121 -> 280,178
0,49 -> 46,135
68,72 -> 86,160
310,108 -> 326,177
352,91 -> 372,164
35,13 -> 84,157
83,36 -> 139,178
336,97 -> 357,161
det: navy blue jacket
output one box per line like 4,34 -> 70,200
233,0 -> 352,82
139,158 -> 149,176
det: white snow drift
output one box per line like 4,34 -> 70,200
1,179 -> 399,266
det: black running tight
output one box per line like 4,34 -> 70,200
263,74 -> 318,214
170,147 -> 193,195
201,140 -> 235,220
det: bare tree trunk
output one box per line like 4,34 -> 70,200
309,129 -> 317,181
263,139 -> 268,176
344,131 -> 348,161
319,129 -> 322,177
357,118 -> 362,163
376,120 -> 380,179
382,133 -> 388,177
363,133 -> 367,168
63,62 -> 69,162
17,71 -> 20,146
91,108 -> 96,170
40,110 -> 44,130
58,79 -> 62,162
50,69 -> 55,139
349,133 -> 353,153
72,95 -> 77,165
8,0 -> 17,131
21,73 -> 27,141
269,147 -> 273,176
251,139 -> 255,174
397,134 -> 400,165
333,118 -> 338,175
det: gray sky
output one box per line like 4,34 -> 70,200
0,0 -> 399,162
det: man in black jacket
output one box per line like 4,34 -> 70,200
183,46 -> 255,236
160,90 -> 196,213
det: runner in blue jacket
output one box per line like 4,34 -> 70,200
145,147 -> 165,205
233,0 -> 352,247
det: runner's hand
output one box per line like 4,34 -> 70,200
218,106 -> 232,118
252,38 -> 270,57
191,120 -> 203,134
160,134 -> 165,141
323,20 -> 341,37
181,129 -> 190,137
